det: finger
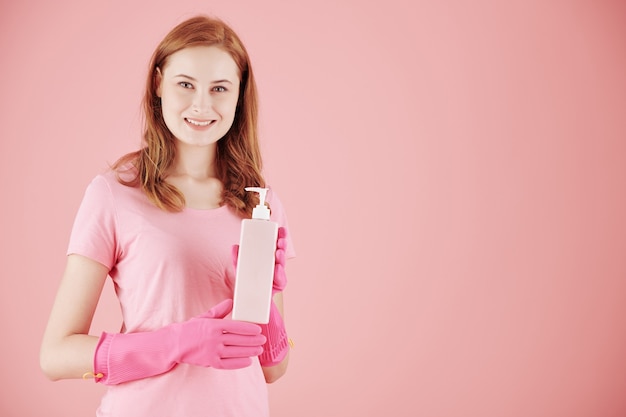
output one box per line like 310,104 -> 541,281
214,357 -> 253,370
273,263 -> 287,292
221,344 -> 264,359
275,248 -> 286,266
231,244 -> 239,269
221,332 -> 266,347
221,321 -> 263,336
198,299 -> 233,319
276,228 -> 287,251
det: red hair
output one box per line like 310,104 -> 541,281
113,15 -> 265,217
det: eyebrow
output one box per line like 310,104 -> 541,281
173,74 -> 233,84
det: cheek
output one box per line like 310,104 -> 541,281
160,96 -> 184,133
219,97 -> 239,119
161,88 -> 188,112
160,99 -> 178,124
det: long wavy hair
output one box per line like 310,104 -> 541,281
112,15 -> 265,217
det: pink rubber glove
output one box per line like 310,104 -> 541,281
272,226 -> 288,294
257,301 -> 290,366
232,226 -> 290,367
93,299 -> 265,385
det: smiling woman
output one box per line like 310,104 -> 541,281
156,46 -> 241,148
38,15 -> 296,417
110,16 -> 266,216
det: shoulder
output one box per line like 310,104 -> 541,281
81,166 -> 141,206
95,164 -> 140,190
265,186 -> 284,206
82,171 -> 115,199
265,187 -> 286,214
265,187 -> 291,228
265,186 -> 296,258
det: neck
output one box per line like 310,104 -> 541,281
169,142 -> 218,180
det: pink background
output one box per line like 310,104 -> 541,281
1,0 -> 626,416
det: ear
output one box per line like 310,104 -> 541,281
155,67 -> 163,97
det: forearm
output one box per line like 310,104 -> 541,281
262,350 -> 289,383
40,333 -> 100,381
41,255 -> 109,381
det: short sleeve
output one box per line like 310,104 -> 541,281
266,187 -> 296,259
67,175 -> 118,270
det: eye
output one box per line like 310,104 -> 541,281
178,81 -> 193,89
212,86 -> 227,93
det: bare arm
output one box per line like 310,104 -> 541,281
40,254 -> 109,380
261,291 -> 290,384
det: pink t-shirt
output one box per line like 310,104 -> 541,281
68,170 -> 295,417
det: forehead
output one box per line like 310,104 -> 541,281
163,46 -> 240,80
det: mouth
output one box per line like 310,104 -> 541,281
185,117 -> 214,127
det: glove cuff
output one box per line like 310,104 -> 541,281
93,331 -> 114,384
258,302 -> 289,366
92,328 -> 176,385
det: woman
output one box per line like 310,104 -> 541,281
40,15 -> 295,417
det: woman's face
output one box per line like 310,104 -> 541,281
156,46 -> 241,148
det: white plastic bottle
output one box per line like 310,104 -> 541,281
232,187 -> 278,324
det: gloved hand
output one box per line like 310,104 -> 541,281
94,299 -> 265,385
232,226 -> 290,367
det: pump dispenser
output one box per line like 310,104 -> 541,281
232,187 -> 278,324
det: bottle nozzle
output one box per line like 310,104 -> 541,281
245,187 -> 270,220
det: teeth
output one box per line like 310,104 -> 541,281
186,118 -> 211,126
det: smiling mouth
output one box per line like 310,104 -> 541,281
185,118 -> 213,127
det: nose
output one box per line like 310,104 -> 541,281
192,91 -> 212,113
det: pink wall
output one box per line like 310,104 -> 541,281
1,0 -> 625,416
